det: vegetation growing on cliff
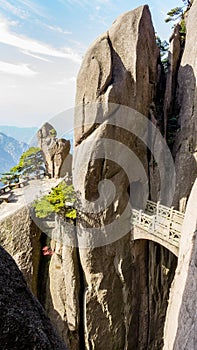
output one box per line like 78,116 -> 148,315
156,36 -> 169,72
165,0 -> 193,43
11,147 -> 45,178
1,171 -> 19,184
33,181 -> 77,220
165,0 -> 192,23
164,0 -> 194,148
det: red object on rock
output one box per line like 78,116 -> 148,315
42,246 -> 54,256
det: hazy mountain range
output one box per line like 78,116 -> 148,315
0,126 -> 38,144
0,126 -> 74,175
0,133 -> 28,175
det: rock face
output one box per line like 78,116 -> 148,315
172,0 -> 197,211
37,123 -> 71,178
0,207 -> 41,295
75,6 -> 159,144
73,5 -> 160,349
0,206 -> 80,349
163,178 -> 197,349
163,24 -> 182,137
40,235 -> 81,350
0,245 -> 68,350
163,4 -> 197,347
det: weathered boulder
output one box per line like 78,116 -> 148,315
42,236 -> 81,350
164,178 -> 197,350
73,5 -> 159,349
172,0 -> 197,211
0,245 -> 68,350
0,207 -> 41,295
37,122 -> 57,176
37,123 -> 71,178
75,6 -> 159,144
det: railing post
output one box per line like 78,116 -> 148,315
152,215 -> 156,232
156,201 -> 160,217
139,209 -> 142,224
166,206 -> 174,240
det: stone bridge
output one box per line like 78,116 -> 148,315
40,198 -> 184,257
131,200 -> 185,257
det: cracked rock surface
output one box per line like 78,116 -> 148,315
0,245 -> 67,350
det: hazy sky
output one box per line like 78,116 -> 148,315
0,0 -> 184,128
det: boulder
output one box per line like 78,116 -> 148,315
75,6 -> 159,144
53,138 -> 71,178
0,207 -> 41,296
42,237 -> 81,350
37,123 -> 71,178
0,245 -> 67,350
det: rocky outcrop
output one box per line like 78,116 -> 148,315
0,196 -> 78,347
162,5 -> 197,347
0,205 -> 80,349
37,123 -> 71,178
73,5 -> 160,349
163,178 -> 197,349
125,241 -> 177,350
41,236 -> 81,350
163,24 -> 182,137
75,6 -> 159,144
0,245 -> 67,350
0,207 -> 41,295
172,0 -> 197,211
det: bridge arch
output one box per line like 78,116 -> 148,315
131,200 -> 184,257
132,226 -> 179,257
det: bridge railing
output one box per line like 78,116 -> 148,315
132,201 -> 185,248
146,200 -> 184,218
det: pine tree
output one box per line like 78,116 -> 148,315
156,36 -> 169,71
165,7 -> 184,23
33,182 -> 77,219
11,147 -> 45,179
165,1 -> 193,44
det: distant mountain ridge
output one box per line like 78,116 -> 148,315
0,132 -> 28,174
0,126 -> 38,144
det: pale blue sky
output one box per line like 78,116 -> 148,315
0,0 -> 185,127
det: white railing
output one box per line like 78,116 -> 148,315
57,199 -> 184,250
132,200 -> 184,248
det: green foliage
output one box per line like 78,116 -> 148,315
182,0 -> 192,6
49,128 -> 57,137
156,36 -> 169,72
179,18 -> 186,35
156,37 -> 169,56
165,7 -> 183,23
33,196 -> 54,218
33,182 -> 77,219
0,171 -> 19,184
164,0 -> 193,46
11,146 -> 45,178
165,1 -> 192,23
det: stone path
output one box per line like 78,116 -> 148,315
0,178 -> 62,221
